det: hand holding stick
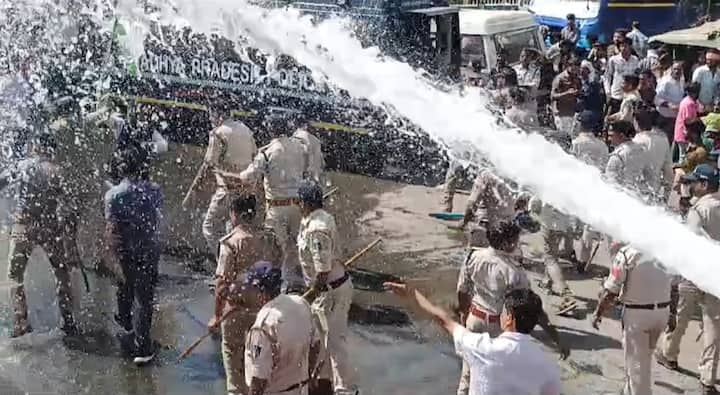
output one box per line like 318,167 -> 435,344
176,237 -> 382,363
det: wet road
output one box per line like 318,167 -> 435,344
0,172 -> 711,395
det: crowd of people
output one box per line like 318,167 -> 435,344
436,17 -> 720,395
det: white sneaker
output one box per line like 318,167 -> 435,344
133,353 -> 155,366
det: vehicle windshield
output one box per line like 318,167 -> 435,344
461,35 -> 486,69
494,28 -> 541,65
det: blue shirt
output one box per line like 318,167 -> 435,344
104,178 -> 163,255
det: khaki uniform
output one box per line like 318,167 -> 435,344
633,129 -> 674,200
660,193 -> 720,387
603,246 -> 675,395
202,121 -> 258,259
464,170 -> 515,247
240,136 -> 308,291
529,197 -> 574,295
456,247 -> 529,395
245,294 -> 320,395
293,129 -> 324,184
2,157 -> 77,334
605,140 -> 652,196
216,225 -> 283,395
441,161 -> 464,212
571,133 -> 609,262
297,209 -> 354,393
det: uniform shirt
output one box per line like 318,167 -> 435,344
205,120 -> 257,189
452,326 -> 561,395
604,54 -> 640,101
560,25 -> 579,45
104,178 -> 163,255
605,140 -> 651,193
0,157 -> 68,227
297,209 -> 345,284
292,129 -> 324,183
465,170 -> 516,227
691,65 -> 720,106
654,74 -> 685,119
245,294 -> 319,392
633,129 -> 673,194
215,225 -> 282,281
572,133 -> 609,169
687,193 -> 720,241
457,247 -> 529,315
528,197 -> 572,232
240,136 -> 308,200
603,246 -> 675,305
514,64 -> 541,90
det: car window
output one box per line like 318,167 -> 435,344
461,35 -> 486,69
494,29 -> 540,65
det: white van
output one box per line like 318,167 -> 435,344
459,8 -> 545,76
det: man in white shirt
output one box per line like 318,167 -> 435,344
655,61 -> 685,142
386,282 -> 565,395
692,49 -> 720,107
604,42 -> 640,116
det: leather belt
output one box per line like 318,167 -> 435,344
623,301 -> 671,310
469,305 -> 500,323
268,198 -> 300,207
281,381 -> 306,392
328,272 -> 349,289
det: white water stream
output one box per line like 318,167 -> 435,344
114,0 -> 720,297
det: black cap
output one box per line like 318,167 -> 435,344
298,180 -> 324,206
567,13 -> 576,20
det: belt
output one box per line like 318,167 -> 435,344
328,272 -> 349,289
281,379 -> 309,392
469,305 -> 500,323
623,301 -> 671,310
268,198 -> 300,207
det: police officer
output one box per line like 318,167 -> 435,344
456,220 -> 569,395
297,181 -> 355,395
0,132 -> 79,337
592,244 -> 678,395
606,120 -> 652,197
528,197 -> 578,314
632,105 -> 673,202
209,194 -> 282,395
244,262 -> 322,395
657,164 -> 720,395
292,120 -> 325,185
232,115 -> 309,292
571,111 -> 609,267
197,103 -> 258,262
459,169 -> 516,248
440,161 -> 465,213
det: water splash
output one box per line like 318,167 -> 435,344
113,0 -> 720,296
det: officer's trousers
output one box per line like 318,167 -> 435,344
441,162 -> 464,212
661,282 -> 720,386
542,229 -> 574,294
265,204 -> 303,292
579,225 -> 601,264
622,307 -> 668,395
203,188 -> 239,261
314,279 -> 354,393
7,224 -> 75,331
221,309 -> 257,395
457,311 -> 502,395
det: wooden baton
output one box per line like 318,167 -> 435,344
176,237 -> 382,363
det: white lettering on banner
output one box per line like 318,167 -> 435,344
137,51 -> 323,93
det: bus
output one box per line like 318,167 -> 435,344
529,0 -> 687,49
